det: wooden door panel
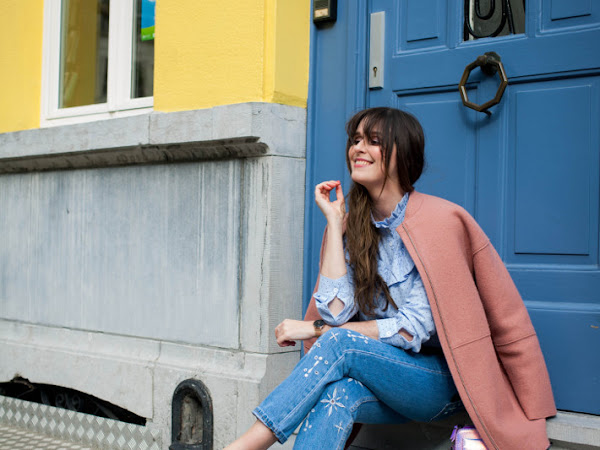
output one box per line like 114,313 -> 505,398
542,0 -> 600,31
396,91 -> 478,214
529,307 -> 600,414
508,77 -> 599,263
399,0 -> 449,51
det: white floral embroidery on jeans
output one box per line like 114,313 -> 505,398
304,355 -> 323,378
302,408 -> 316,432
320,387 -> 345,416
346,331 -> 370,344
347,377 -> 363,386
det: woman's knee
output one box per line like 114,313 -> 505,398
320,378 -> 375,419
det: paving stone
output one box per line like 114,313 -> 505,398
0,423 -> 93,449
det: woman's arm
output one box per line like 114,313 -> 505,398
274,318 -> 413,346
332,320 -> 413,341
314,180 -> 348,317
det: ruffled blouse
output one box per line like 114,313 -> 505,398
313,193 -> 437,352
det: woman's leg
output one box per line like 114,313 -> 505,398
224,420 -> 277,450
294,377 -> 409,450
253,329 -> 457,444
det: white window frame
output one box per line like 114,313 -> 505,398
41,0 -> 153,127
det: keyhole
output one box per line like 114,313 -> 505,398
373,66 -> 378,77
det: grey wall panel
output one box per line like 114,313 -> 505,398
1,162 -> 243,348
239,156 -> 305,353
0,174 -> 36,321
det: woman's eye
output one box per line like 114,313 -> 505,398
370,139 -> 380,145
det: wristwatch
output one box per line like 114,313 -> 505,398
313,319 -> 326,337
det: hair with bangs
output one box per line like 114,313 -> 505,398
344,107 -> 425,316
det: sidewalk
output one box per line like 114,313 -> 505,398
0,423 -> 92,450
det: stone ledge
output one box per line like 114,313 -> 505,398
0,138 -> 268,174
548,411 -> 600,449
0,103 -> 306,174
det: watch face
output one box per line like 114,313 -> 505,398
314,319 -> 326,329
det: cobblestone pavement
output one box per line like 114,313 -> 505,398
0,424 -> 92,450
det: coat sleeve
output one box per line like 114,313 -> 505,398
473,240 -> 557,420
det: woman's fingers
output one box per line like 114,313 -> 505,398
316,180 -> 340,190
315,181 -> 339,200
315,181 -> 343,209
334,183 -> 345,204
275,319 -> 294,346
275,319 -> 315,347
315,181 -> 345,225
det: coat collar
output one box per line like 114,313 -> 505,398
397,190 -> 425,233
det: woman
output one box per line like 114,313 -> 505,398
226,107 -> 555,450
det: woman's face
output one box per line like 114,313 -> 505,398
348,120 -> 398,192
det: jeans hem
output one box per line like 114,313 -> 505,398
253,406 -> 288,444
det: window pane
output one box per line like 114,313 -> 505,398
132,0 -> 155,99
464,0 -> 525,41
59,0 -> 109,108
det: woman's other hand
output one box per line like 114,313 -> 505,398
315,180 -> 345,227
275,319 -> 321,347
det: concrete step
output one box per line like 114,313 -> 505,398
344,411 -> 600,450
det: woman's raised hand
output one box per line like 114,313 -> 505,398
315,180 -> 345,227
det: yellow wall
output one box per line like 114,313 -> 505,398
0,0 -> 44,133
270,0 -> 311,106
154,0 -> 310,111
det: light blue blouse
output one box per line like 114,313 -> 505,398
314,193 -> 437,352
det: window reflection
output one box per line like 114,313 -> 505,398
59,0 -> 109,108
132,0 -> 154,99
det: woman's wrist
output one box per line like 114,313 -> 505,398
313,321 -> 334,338
320,324 -> 333,336
326,218 -> 344,235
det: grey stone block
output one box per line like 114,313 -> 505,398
0,104 -> 304,174
0,115 -> 149,159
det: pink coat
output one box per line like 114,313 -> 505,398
304,191 -> 556,450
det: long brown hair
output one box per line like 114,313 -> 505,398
344,107 -> 425,316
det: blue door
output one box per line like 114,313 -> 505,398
306,0 -> 600,414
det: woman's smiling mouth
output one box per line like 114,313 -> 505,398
354,158 -> 373,167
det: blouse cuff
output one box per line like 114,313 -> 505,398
313,274 -> 352,306
377,317 -> 402,339
376,317 -> 421,352
314,274 -> 354,325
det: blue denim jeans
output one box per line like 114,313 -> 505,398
253,329 -> 462,449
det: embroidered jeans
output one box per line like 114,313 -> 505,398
253,329 -> 461,449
